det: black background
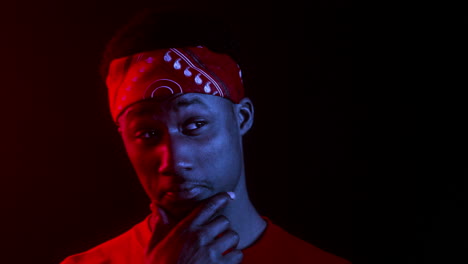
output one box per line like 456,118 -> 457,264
3,1 -> 452,264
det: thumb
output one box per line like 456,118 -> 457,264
146,206 -> 172,253
157,207 -> 170,225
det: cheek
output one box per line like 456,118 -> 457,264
198,130 -> 243,181
123,144 -> 163,200
125,145 -> 155,176
121,136 -> 156,184
121,137 -> 141,166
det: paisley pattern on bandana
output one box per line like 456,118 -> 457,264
106,46 -> 245,121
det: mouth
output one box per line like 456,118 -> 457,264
166,187 -> 203,200
162,183 -> 207,203
156,182 -> 214,220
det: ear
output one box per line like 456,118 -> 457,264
235,97 -> 254,136
115,120 -> 122,134
115,115 -> 124,135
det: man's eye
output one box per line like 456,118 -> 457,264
184,121 -> 206,132
135,130 -> 158,139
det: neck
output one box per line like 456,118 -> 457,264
221,179 -> 267,249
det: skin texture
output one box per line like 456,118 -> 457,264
117,93 -> 266,263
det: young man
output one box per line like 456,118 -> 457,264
61,6 -> 351,264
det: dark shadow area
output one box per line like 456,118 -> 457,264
0,1 -> 364,263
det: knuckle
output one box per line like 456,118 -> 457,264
194,228 -> 208,243
205,194 -> 227,211
205,199 -> 218,211
217,215 -> 230,226
208,246 -> 217,258
226,229 -> 240,242
226,250 -> 244,264
218,214 -> 229,222
232,250 -> 244,263
205,244 -> 222,262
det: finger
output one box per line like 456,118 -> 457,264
210,229 -> 240,256
147,192 -> 235,252
189,192 -> 235,227
199,215 -> 231,242
222,249 -> 243,264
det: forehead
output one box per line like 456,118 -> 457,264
120,93 -> 230,121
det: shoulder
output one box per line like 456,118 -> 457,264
60,216 -> 151,264
243,217 -> 351,264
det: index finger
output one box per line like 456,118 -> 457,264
189,191 -> 235,227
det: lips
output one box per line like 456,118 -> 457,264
166,186 -> 203,200
163,183 -> 207,203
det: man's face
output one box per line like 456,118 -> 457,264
118,93 -> 244,218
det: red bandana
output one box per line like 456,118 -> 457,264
106,46 -> 245,121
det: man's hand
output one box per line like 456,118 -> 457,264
145,192 -> 243,264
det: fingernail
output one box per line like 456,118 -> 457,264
227,191 -> 236,200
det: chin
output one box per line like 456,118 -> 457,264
164,201 -> 199,221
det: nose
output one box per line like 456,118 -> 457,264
157,132 -> 193,176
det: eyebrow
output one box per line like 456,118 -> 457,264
173,97 -> 208,110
